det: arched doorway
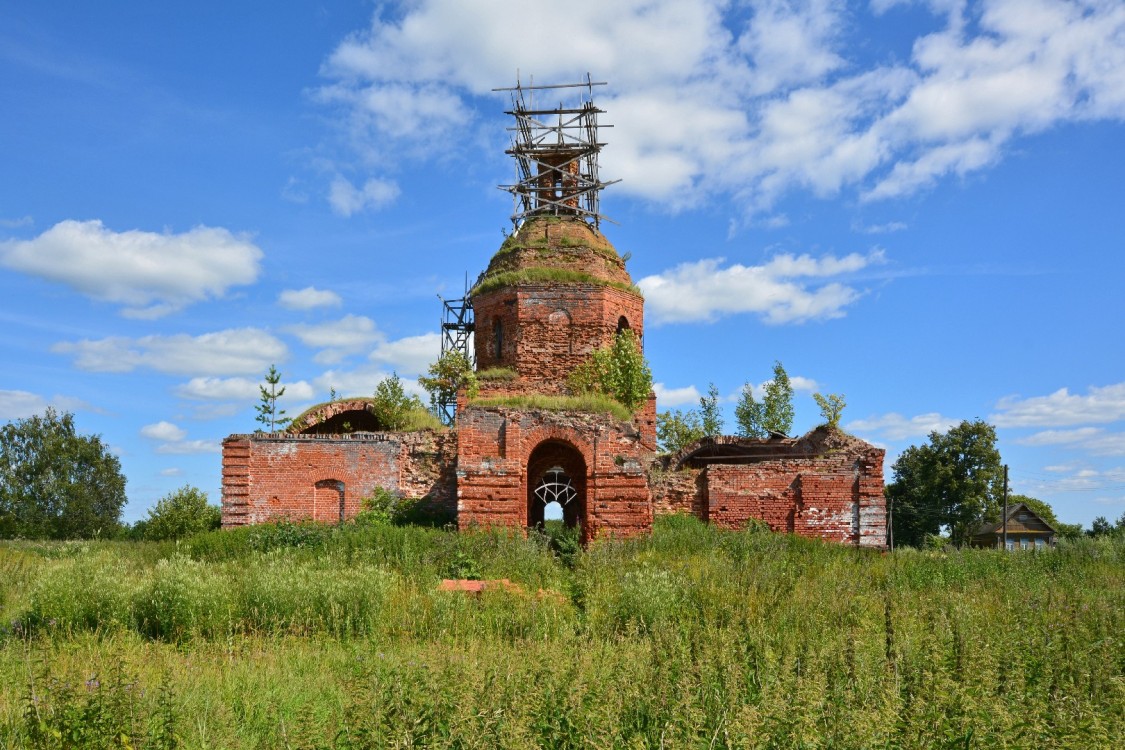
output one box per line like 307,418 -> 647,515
526,440 -> 586,532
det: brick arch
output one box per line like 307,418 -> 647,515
526,439 -> 587,532
313,479 -> 345,523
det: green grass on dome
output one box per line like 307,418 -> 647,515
470,392 -> 634,422
470,267 -> 642,297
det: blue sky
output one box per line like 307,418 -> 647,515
2,0 -> 1123,527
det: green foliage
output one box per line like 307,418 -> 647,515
470,267 -> 642,297
472,393 -> 634,422
812,391 -> 847,427
418,350 -> 478,422
567,329 -> 653,411
0,409 -> 126,540
1,529 -> 1123,747
142,485 -> 221,541
735,361 -> 795,437
655,409 -> 704,454
370,372 -> 427,431
254,364 -> 290,431
475,366 -> 517,381
887,419 -> 1004,548
699,382 -> 723,436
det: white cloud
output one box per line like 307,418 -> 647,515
992,383 -> 1125,427
140,421 -> 187,442
0,390 -> 89,420
278,286 -> 342,310
638,249 -> 884,324
315,0 -> 1125,213
172,376 -> 316,403
139,420 -> 220,455
159,468 -> 184,477
846,411 -> 960,441
53,328 -> 287,376
1017,428 -> 1125,456
654,383 -> 703,407
368,332 -> 442,376
314,367 -> 426,400
328,176 -> 400,216
0,220 -> 262,318
790,376 -> 820,392
287,314 -> 382,364
853,220 -> 908,234
155,439 -> 221,455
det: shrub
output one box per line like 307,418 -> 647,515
142,485 -> 221,541
567,329 -> 652,411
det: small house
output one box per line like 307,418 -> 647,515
971,502 -> 1057,550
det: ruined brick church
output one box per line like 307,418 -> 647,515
221,81 -> 887,547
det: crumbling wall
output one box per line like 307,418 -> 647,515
221,430 -> 456,527
656,426 -> 886,547
456,405 -> 653,540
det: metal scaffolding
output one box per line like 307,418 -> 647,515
436,294 -> 474,425
494,74 -> 619,228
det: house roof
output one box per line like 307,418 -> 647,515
973,502 -> 1058,536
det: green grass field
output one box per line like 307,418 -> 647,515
1,516 -> 1122,749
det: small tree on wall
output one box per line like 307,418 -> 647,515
371,373 -> 426,431
735,361 -> 794,437
256,364 -> 290,432
419,350 -> 478,424
567,329 -> 653,411
700,382 -> 723,436
813,392 -> 846,428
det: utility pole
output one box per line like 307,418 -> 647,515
1001,464 -> 1009,551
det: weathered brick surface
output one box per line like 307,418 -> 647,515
668,427 -> 886,547
456,405 -> 653,541
220,214 -> 886,549
220,430 -> 455,526
473,284 -> 643,390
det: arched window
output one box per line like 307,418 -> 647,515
314,479 -> 345,523
616,316 -> 630,334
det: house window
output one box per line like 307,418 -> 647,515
1035,538 -> 1046,549
1018,513 -> 1029,522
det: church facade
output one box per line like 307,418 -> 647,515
221,82 -> 887,548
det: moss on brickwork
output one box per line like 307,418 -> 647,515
473,215 -> 637,296
469,393 -> 634,422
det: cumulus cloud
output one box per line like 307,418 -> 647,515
278,287 -> 342,310
315,0 -> 1125,213
173,376 -> 315,402
992,383 -> 1125,427
0,390 -> 88,420
53,328 -> 287,376
654,383 -> 703,407
0,220 -> 262,318
140,421 -> 187,442
638,249 -> 884,324
368,332 -> 442,376
1017,427 -> 1125,456
139,420 -> 219,455
287,315 -> 382,364
314,366 -> 426,400
328,176 -> 400,216
846,411 -> 960,441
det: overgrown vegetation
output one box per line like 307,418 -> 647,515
471,393 -> 634,422
567,329 -> 653,411
419,350 -> 478,423
133,485 -> 220,541
476,366 -> 518,382
1,518 -> 1121,747
370,372 -> 438,431
471,268 -> 642,297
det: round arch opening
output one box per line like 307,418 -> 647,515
527,440 -> 586,533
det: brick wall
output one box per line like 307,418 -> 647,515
651,426 -> 886,547
456,405 -> 653,541
221,430 -> 456,527
472,284 -> 644,390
